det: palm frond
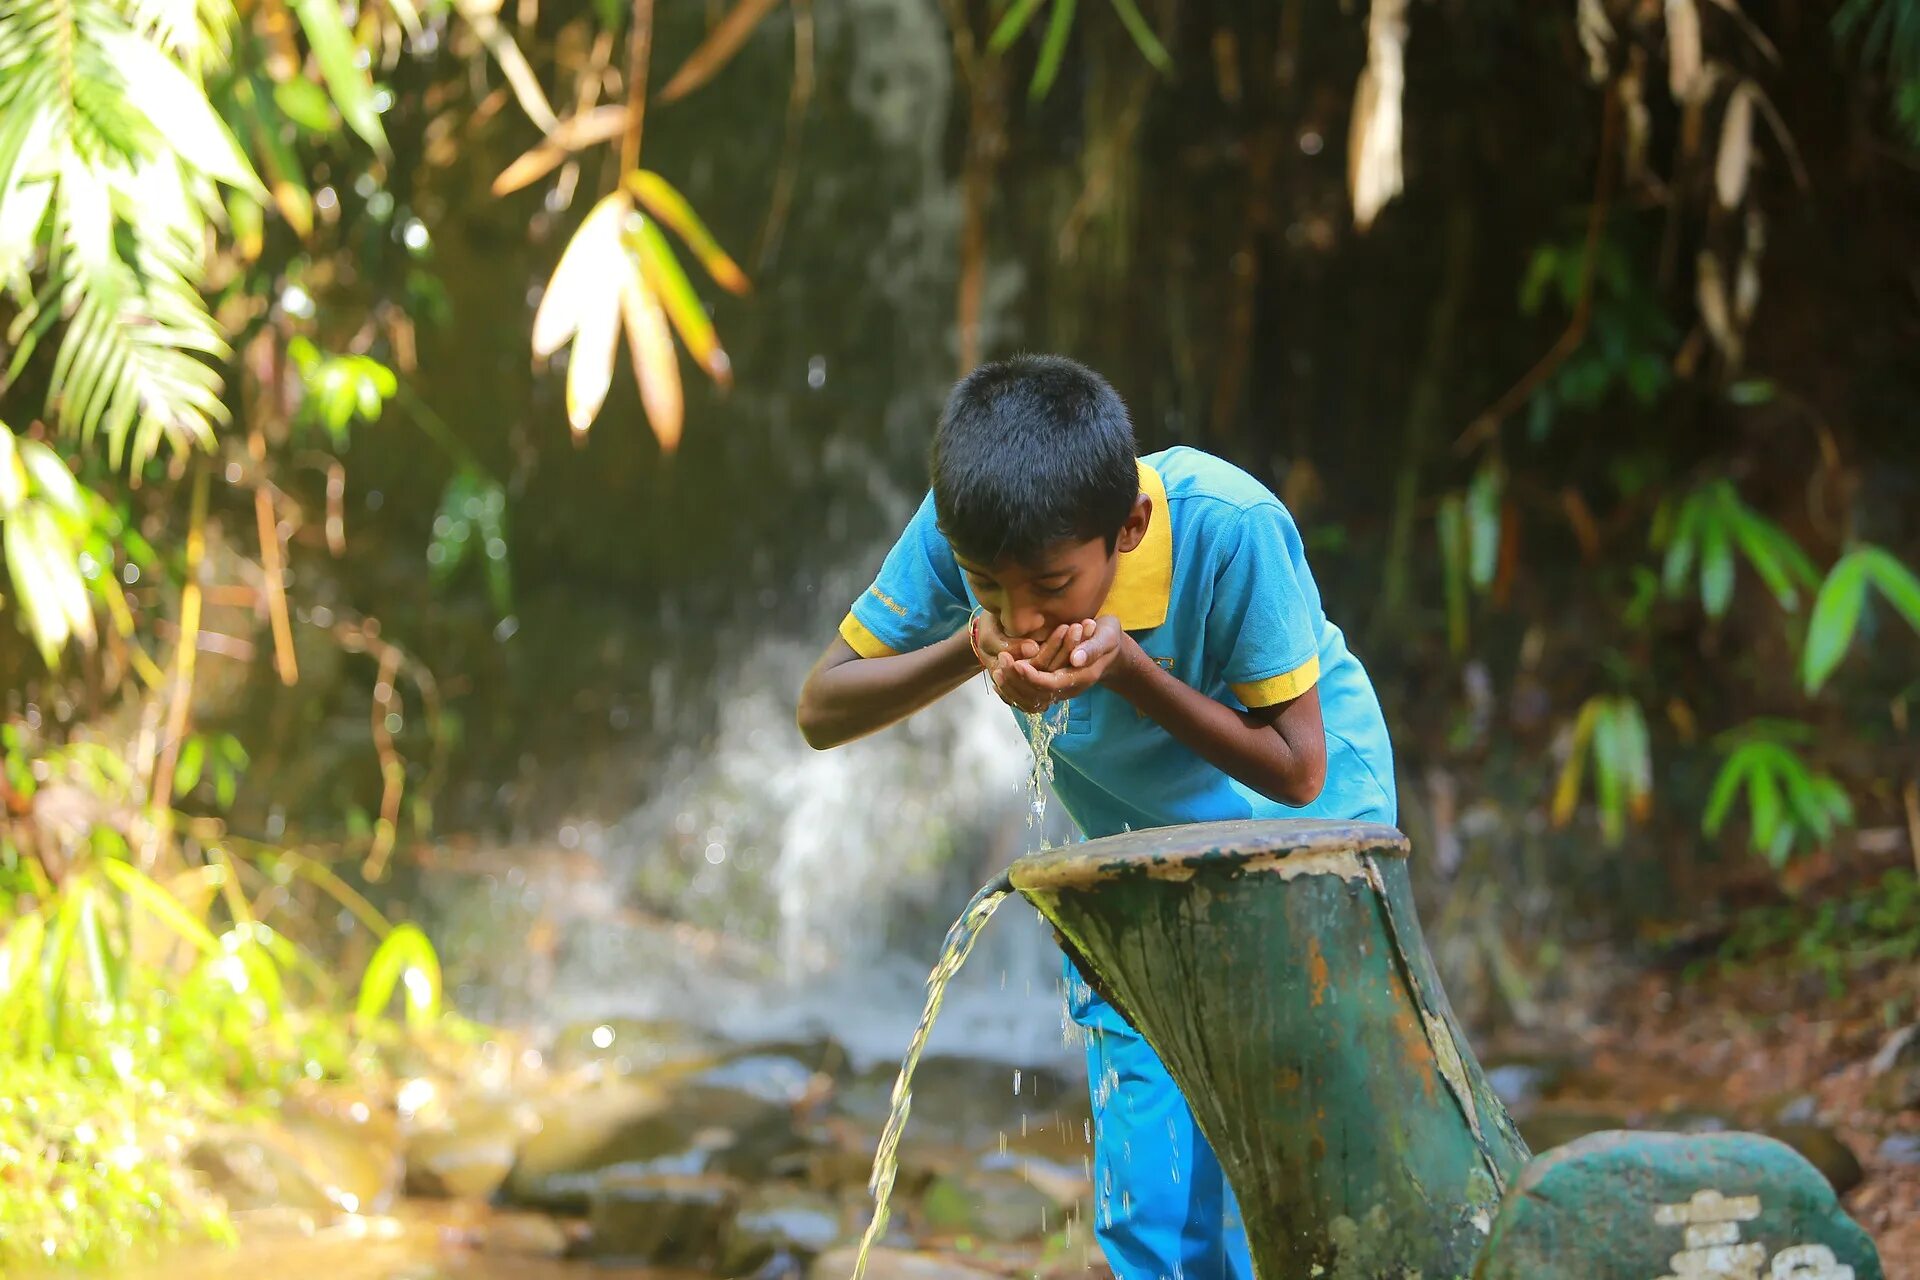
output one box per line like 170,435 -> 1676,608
0,0 -> 254,467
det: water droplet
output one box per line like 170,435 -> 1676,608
314,187 -> 339,214
121,562 -> 140,585
1012,1069 -> 1021,1096
806,355 -> 827,389
494,616 -> 520,643
704,842 -> 727,865
591,1024 -> 615,1049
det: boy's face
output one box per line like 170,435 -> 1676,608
956,494 -> 1152,642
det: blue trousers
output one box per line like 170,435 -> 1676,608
1064,953 -> 1256,1280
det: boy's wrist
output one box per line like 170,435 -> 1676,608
1101,633 -> 1154,698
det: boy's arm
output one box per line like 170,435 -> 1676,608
797,630 -> 980,749
999,617 -> 1328,805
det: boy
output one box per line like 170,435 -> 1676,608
797,355 -> 1395,1280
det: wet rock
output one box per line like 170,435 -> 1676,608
188,1127 -> 339,1216
478,1209 -> 571,1258
504,1078 -> 805,1211
550,1017 -> 728,1078
1776,1093 -> 1821,1126
1514,1108 -> 1620,1153
587,1172 -> 741,1266
1471,1130 -> 1884,1280
810,1246 -> 1005,1280
922,1166 -> 1057,1242
976,1150 -> 1091,1209
1764,1124 -> 1865,1196
1869,1025 -> 1920,1112
405,1096 -> 536,1200
1879,1133 -> 1920,1166
722,1185 -> 845,1273
697,1052 -> 823,1107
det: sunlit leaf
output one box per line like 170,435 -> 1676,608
0,424 -> 25,513
618,256 -> 684,451
101,29 -> 262,194
273,78 -> 338,135
658,0 -> 785,102
1802,550 -> 1870,693
630,216 -> 731,385
1702,748 -> 1748,835
1861,545 -> 1920,636
289,0 -> 388,152
1551,698 -> 1599,828
625,170 -> 750,295
174,734 -> 206,797
0,178 -> 52,281
566,242 -> 623,434
490,105 -> 626,196
355,922 -> 442,1030
100,859 -> 221,956
532,192 -> 629,359
18,440 -> 83,517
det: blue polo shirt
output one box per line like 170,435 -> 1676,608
838,446 -> 1396,838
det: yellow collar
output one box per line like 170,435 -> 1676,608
1102,461 -> 1172,631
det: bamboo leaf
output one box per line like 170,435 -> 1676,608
18,440 -> 82,517
1106,0 -> 1171,72
630,216 -> 731,385
618,255 -> 684,451
532,192 -> 628,359
1031,0 -> 1077,100
1861,545 -> 1920,636
1703,745 -> 1750,835
626,170 -> 750,295
273,78 -> 339,135
490,105 -> 626,196
659,0 -> 785,102
174,733 -> 206,797
0,424 -> 24,513
289,0 -> 388,152
565,246 -> 622,436
356,922 -> 442,1029
1699,509 -> 1734,617
1551,698 -> 1600,828
988,0 -> 1049,53
1715,81 -> 1755,208
1802,550 -> 1870,693
101,859 -> 221,961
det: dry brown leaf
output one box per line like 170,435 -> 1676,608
1734,209 -> 1764,323
619,256 -> 684,450
659,0 -> 785,104
1715,80 -> 1754,207
1348,0 -> 1407,232
1666,0 -> 1703,102
1578,0 -> 1612,83
532,191 -> 628,360
1695,251 -> 1740,364
491,105 -> 628,196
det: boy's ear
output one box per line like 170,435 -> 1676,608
1114,491 -> 1152,555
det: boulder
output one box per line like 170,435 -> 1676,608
921,1166 -> 1057,1243
1471,1130 -> 1884,1280
722,1185 -> 845,1273
404,1096 -> 536,1200
587,1172 -> 740,1266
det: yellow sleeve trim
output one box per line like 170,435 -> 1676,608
1231,655 -> 1320,708
838,613 -> 898,659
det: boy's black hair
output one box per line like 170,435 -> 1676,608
931,354 -> 1139,566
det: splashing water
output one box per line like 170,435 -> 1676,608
851,875 -> 1014,1280
1022,706 -> 1066,830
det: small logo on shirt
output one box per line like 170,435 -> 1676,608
868,586 -> 910,617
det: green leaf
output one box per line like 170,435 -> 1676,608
289,0 -> 388,152
356,922 -> 442,1030
273,78 -> 338,134
1803,550 -> 1871,693
0,424 -> 24,513
1106,0 -> 1171,71
174,734 -> 206,797
1861,546 -> 1920,636
1703,747 -> 1751,836
100,859 -> 220,955
1699,510 -> 1735,618
17,441 -> 83,518
625,172 -> 749,295
1661,495 -> 1701,598
1729,508 -> 1813,612
1031,0 -> 1077,100
100,29 -> 263,195
1466,463 -> 1502,591
1746,759 -> 1783,858
988,0 -> 1050,52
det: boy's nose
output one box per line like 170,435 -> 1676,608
1004,605 -> 1049,640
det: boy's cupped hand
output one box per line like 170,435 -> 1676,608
974,614 -> 1128,712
